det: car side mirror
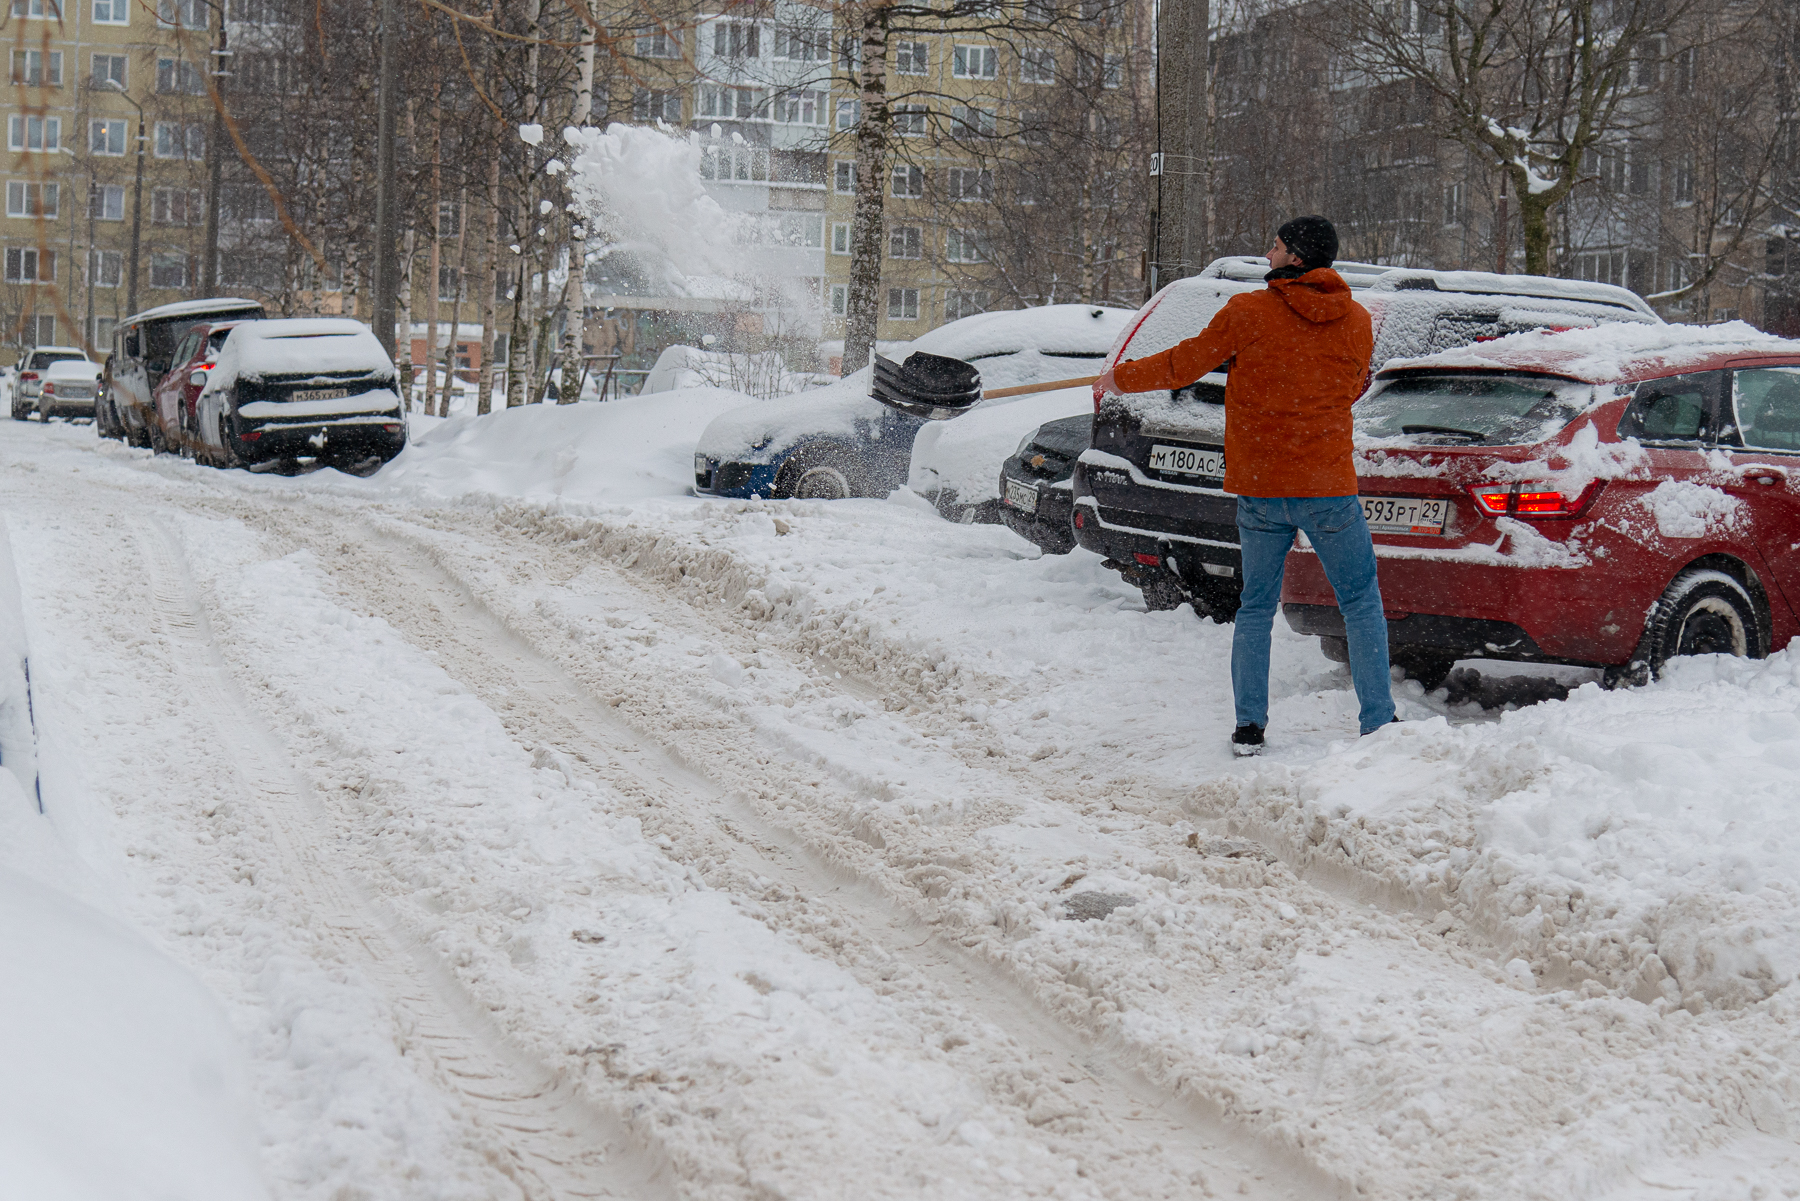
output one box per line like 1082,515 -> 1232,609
189,370 -> 208,387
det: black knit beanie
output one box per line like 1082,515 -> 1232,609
1276,215 -> 1338,270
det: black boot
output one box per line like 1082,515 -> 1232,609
1231,724 -> 1265,757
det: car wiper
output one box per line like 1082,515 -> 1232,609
1400,424 -> 1488,442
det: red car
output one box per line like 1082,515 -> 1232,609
1282,324 -> 1800,687
152,319 -> 248,456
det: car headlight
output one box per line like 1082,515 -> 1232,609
1014,431 -> 1038,459
694,452 -> 709,475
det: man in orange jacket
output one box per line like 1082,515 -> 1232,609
1093,216 -> 1394,754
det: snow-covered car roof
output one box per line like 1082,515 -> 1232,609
123,297 -> 263,325
697,305 -> 1137,464
26,345 -> 89,358
906,304 -> 1136,362
212,318 -> 395,384
1197,254 -> 1394,286
1378,319 -> 1800,384
1362,269 -> 1659,319
41,359 -> 102,380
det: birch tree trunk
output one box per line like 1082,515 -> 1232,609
438,187 -> 469,416
478,144 -> 500,415
507,0 -> 544,409
558,6 -> 596,404
842,2 -> 893,376
424,96 -> 443,417
396,103 -> 417,406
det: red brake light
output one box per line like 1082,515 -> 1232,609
1134,551 -> 1161,566
1466,481 -> 1604,519
20,371 -> 37,380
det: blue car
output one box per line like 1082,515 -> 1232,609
694,304 -> 1135,501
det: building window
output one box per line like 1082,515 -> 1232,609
695,84 -> 766,120
888,225 -> 922,258
1103,52 -> 1123,88
632,89 -> 681,123
835,99 -> 860,131
152,187 -> 203,226
91,248 -> 122,287
830,283 -> 848,316
150,250 -> 188,289
8,114 -> 60,151
90,118 -> 127,156
90,184 -> 125,220
951,105 -> 995,138
92,0 -> 128,22
4,246 -> 53,282
1570,249 -> 1626,288
946,229 -> 985,263
91,53 -> 127,89
774,89 -> 824,125
1672,154 -> 1694,204
1672,46 -> 1696,94
93,316 -> 116,347
156,57 -> 206,95
156,0 -> 205,26
10,0 -> 63,17
5,181 -> 56,218
830,221 -> 851,254
892,104 -> 927,136
634,25 -> 679,58
773,24 -> 829,61
228,0 -> 295,24
947,167 -> 993,202
945,290 -> 989,321
438,264 -> 460,301
222,183 -> 274,223
894,41 -> 928,75
23,313 -> 54,344
712,20 -> 760,59
436,199 -> 459,239
834,160 -> 857,194
891,164 -> 924,198
1020,48 -> 1055,85
838,35 -> 861,72
700,144 -> 769,182
1016,170 -> 1040,205
887,287 -> 919,320
11,50 -> 62,87
154,122 -> 205,159
1442,181 -> 1463,226
953,46 -> 998,79
1024,0 -> 1057,21
770,211 -> 823,247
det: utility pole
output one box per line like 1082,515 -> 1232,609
105,82 -> 148,316
372,0 -> 401,359
1149,0 -> 1210,296
202,1 -> 230,293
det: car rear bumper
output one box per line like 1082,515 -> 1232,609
236,415 -> 406,461
39,398 -> 96,416
695,459 -> 782,498
997,472 -> 1074,552
1070,459 -> 1243,585
1282,547 -> 1637,665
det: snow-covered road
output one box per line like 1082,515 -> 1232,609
4,405 -> 1799,1200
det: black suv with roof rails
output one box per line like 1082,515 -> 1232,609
1069,265 -> 1663,617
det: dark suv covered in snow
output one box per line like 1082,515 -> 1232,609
1070,266 -> 1661,616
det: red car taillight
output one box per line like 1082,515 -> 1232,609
1466,480 -> 1605,519
19,371 -> 37,380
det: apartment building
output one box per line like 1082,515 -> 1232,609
4,0 -> 225,359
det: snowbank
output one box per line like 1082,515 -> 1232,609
358,386 -> 758,506
0,860 -> 268,1201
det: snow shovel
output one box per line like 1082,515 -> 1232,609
871,351 -> 1101,420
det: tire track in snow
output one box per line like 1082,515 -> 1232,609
131,514 -> 670,1201
290,514 -> 1338,1201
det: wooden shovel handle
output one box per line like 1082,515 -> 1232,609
979,374 -> 1100,401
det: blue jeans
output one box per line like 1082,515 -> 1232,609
1233,495 -> 1395,735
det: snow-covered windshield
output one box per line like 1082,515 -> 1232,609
1355,373 -> 1594,446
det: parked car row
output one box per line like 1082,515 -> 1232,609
92,297 -> 406,472
696,258 -> 1800,685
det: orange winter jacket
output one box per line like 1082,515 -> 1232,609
1112,269 -> 1373,498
